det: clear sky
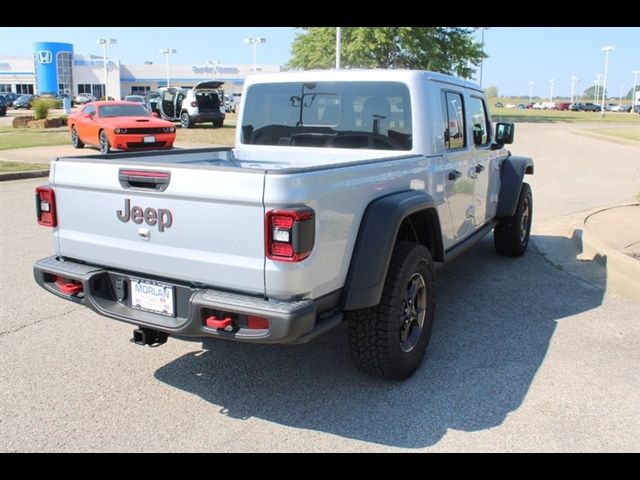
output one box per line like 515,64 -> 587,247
2,27 -> 639,98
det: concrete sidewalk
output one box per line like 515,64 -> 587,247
578,204 -> 640,300
584,204 -> 640,260
534,203 -> 640,302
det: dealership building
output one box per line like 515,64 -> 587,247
0,42 -> 281,99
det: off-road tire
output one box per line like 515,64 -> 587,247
494,182 -> 532,257
347,242 -> 435,380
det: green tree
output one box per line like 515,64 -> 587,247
287,27 -> 486,79
625,86 -> 639,100
485,86 -> 498,98
582,85 -> 607,101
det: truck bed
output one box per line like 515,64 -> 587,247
51,147 -> 431,300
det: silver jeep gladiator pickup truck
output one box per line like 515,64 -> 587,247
34,70 -> 533,380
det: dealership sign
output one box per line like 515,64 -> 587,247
192,65 -> 239,75
36,50 -> 53,64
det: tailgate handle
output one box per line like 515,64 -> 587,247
119,169 -> 170,191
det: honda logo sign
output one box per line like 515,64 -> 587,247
37,50 -> 53,64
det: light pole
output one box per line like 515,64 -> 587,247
618,84 -> 624,107
97,38 -> 116,100
336,27 -> 341,70
632,70 -> 640,108
595,74 -> 602,104
570,76 -> 578,105
160,49 -> 176,88
529,80 -> 534,104
549,78 -> 555,104
600,46 -> 614,116
243,37 -> 266,73
476,27 -> 489,88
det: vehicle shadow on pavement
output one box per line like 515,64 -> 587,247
154,236 -> 604,448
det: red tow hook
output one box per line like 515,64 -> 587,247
205,315 -> 234,330
55,277 -> 83,295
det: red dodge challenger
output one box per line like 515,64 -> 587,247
69,101 -> 176,154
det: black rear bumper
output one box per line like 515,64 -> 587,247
192,111 -> 225,123
33,256 -> 340,344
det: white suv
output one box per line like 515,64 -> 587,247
158,80 -> 225,128
75,93 -> 97,104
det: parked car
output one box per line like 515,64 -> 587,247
579,103 -> 601,112
230,92 -> 241,113
224,95 -> 234,113
158,80 -> 225,128
0,96 -> 6,117
3,92 -> 19,102
556,102 -> 571,111
517,103 -> 526,109
68,101 -> 177,154
610,105 -> 632,112
0,92 -> 17,107
494,102 -> 504,108
224,93 -> 242,113
125,95 -> 146,105
634,105 -> 640,114
75,93 -> 97,104
13,94 -> 35,109
34,69 -> 534,380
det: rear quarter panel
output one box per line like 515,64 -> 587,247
263,154 -> 442,299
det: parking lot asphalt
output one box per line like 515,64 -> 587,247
1,123 -> 639,452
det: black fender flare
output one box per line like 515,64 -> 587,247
340,190 -> 440,311
496,155 -> 534,217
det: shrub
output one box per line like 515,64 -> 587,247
32,98 -> 58,120
33,99 -> 50,120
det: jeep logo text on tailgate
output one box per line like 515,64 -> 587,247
117,199 -> 173,232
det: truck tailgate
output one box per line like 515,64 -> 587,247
52,158 -> 266,295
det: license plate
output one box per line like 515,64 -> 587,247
130,278 -> 174,317
143,136 -> 156,143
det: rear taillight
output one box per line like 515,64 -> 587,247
35,185 -> 56,227
190,101 -> 197,107
265,208 -> 315,262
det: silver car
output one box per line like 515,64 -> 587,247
75,93 -> 97,104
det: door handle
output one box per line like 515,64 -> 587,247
448,170 -> 462,181
475,164 -> 485,173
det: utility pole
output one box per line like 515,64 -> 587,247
336,27 -> 341,69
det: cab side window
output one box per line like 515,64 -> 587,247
469,96 -> 490,146
441,91 -> 465,150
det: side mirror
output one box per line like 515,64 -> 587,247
495,121 -> 514,144
83,113 -> 93,119
151,112 -> 158,118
